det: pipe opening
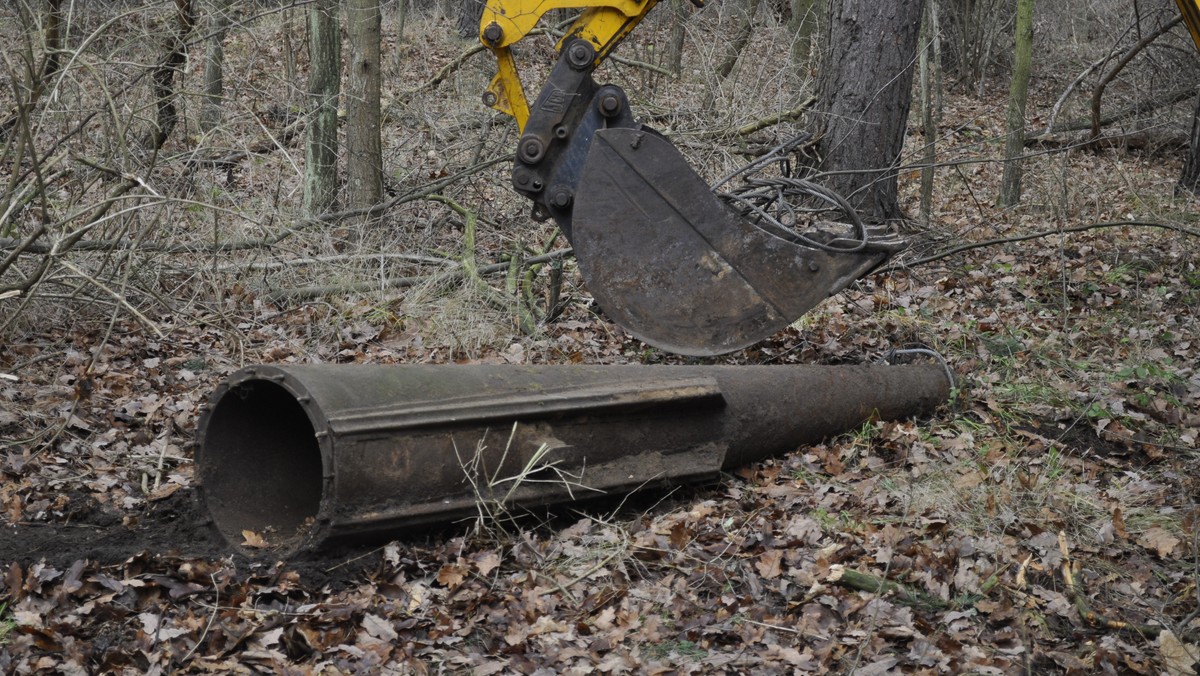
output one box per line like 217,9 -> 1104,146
200,380 -> 323,547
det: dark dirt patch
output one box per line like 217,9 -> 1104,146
1020,416 -> 1152,465
0,490 -> 225,569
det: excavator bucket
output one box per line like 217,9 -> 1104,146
490,36 -> 902,355
571,128 -> 900,356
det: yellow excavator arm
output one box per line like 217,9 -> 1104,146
479,0 -> 665,131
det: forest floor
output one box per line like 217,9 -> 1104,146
2,6 -> 1200,675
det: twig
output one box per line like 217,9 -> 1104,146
58,259 -> 165,338
308,155 -> 513,224
185,252 -> 454,274
533,544 -> 626,606
610,54 -> 675,77
325,545 -> 388,573
401,44 -> 486,96
184,116 -> 305,168
0,156 -> 512,258
267,249 -> 573,301
180,573 -> 219,665
1057,531 -> 1163,638
396,27 -> 555,98
888,220 -> 1200,270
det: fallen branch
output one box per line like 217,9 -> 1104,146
185,117 -> 305,168
736,97 -> 818,136
1058,531 -> 1162,638
395,26 -> 556,100
1042,52 -> 1109,136
1030,86 -> 1195,140
1089,16 -> 1182,140
265,248 -> 573,301
186,252 -> 453,274
401,44 -> 487,97
828,565 -> 999,611
889,220 -> 1200,270
1027,128 -> 1189,151
0,155 -> 513,257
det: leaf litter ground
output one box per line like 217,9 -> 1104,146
3,206 -> 1197,672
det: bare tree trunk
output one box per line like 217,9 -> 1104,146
788,0 -> 819,69
457,0 -> 485,38
304,0 -> 342,216
0,0 -> 64,143
715,0 -> 762,81
927,0 -> 941,122
284,8 -> 299,104
917,0 -> 936,223
812,0 -> 924,223
1178,92 -> 1200,197
668,0 -> 688,75
148,0 -> 197,150
998,0 -> 1033,207
200,0 -> 231,132
395,0 -> 410,49
942,0 -> 1004,94
703,0 -> 762,108
346,0 -> 384,213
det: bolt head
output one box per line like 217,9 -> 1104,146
482,22 -> 503,45
566,40 -> 595,69
481,91 -> 498,107
598,94 -> 621,117
549,187 -> 573,208
519,137 -> 545,164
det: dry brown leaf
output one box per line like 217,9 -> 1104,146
436,563 -> 467,588
668,521 -> 690,549
472,551 -> 501,576
146,483 -> 182,502
1112,507 -> 1128,540
1158,630 -> 1199,676
241,530 -> 268,548
756,549 -> 784,579
361,613 -> 398,642
1137,526 -> 1179,558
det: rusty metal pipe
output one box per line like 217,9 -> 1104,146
195,364 -> 949,553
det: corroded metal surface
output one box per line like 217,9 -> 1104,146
572,129 -> 895,356
195,364 -> 949,554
